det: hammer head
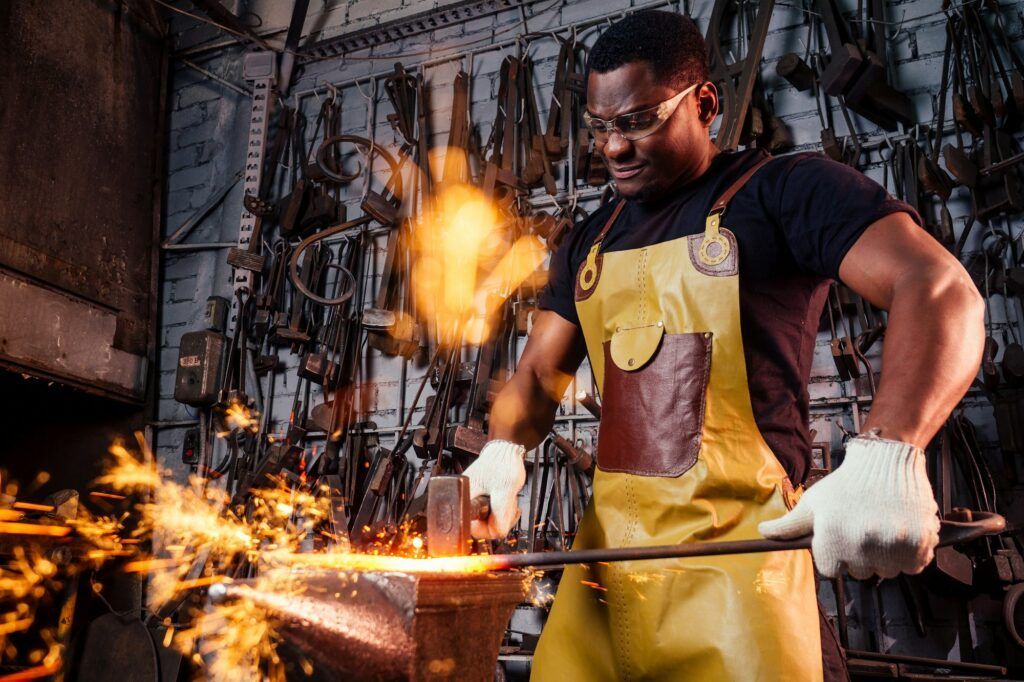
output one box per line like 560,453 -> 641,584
426,475 -> 472,557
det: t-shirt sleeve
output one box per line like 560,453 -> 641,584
538,231 -> 582,326
776,154 -> 922,279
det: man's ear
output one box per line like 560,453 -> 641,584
697,81 -> 719,126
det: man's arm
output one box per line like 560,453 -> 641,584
488,310 -> 588,448
761,212 -> 984,579
837,211 -> 985,446
464,310 -> 586,538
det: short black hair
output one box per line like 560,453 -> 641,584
587,11 -> 709,90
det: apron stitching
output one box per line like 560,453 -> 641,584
619,477 -> 639,681
636,249 -> 649,325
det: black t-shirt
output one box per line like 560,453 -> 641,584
539,148 -> 921,484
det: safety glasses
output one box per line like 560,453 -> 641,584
583,82 -> 699,142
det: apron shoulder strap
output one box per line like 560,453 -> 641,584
708,153 -> 774,216
696,154 -> 774,268
592,199 -> 627,246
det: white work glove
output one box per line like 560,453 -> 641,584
759,432 -> 941,580
463,440 -> 526,540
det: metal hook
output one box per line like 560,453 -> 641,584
890,9 -> 908,42
354,76 -> 375,103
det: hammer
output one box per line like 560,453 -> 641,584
425,476 -> 491,557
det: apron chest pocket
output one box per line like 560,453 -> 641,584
598,329 -> 712,477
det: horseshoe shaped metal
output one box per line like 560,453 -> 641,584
315,134 -> 404,200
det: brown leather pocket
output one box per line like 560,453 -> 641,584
597,332 -> 712,477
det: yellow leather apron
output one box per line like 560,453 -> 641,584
531,158 -> 822,681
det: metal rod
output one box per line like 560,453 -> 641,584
162,170 -> 242,246
147,419 -> 201,428
845,649 -> 1007,674
162,242 -> 236,252
478,513 -> 1005,570
980,148 -> 1024,176
179,57 -> 253,97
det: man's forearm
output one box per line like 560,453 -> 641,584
488,367 -> 562,449
862,264 -> 984,448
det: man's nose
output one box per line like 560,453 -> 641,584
601,131 -> 634,160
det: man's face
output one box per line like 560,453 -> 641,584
587,61 -> 715,202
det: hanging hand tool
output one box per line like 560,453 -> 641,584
445,300 -> 513,458
483,56 -> 525,196
351,441 -> 411,544
777,52 -> 815,92
441,70 -> 472,186
815,0 -> 913,131
354,95 -> 408,227
943,28 -> 980,189
917,18 -> 956,243
252,240 -> 290,340
280,103 -> 343,239
542,35 -> 580,161
218,287 -> 255,411
550,432 -> 594,477
706,0 -> 776,152
365,219 -> 421,359
519,57 -> 557,195
575,390 -> 601,419
384,63 -> 418,146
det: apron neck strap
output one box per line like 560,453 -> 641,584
708,153 -> 774,218
591,199 -> 627,247
697,154 -> 774,267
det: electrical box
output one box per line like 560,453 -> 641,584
173,331 -> 225,407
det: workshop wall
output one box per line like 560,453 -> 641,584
156,0 -> 1024,673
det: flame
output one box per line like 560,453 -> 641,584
411,183 -> 546,345
223,401 -> 258,433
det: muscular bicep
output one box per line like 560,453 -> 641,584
517,310 -> 587,399
837,212 -> 966,309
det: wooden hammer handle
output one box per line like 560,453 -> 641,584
471,495 -> 491,521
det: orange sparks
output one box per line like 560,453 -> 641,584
11,503 -> 52,513
88,492 -> 126,500
0,619 -> 33,636
177,575 -> 232,591
123,558 -> 184,573
0,523 -> 70,538
223,400 -> 258,432
86,550 -> 133,560
579,580 -> 607,592
0,510 -> 24,521
0,662 -> 62,681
